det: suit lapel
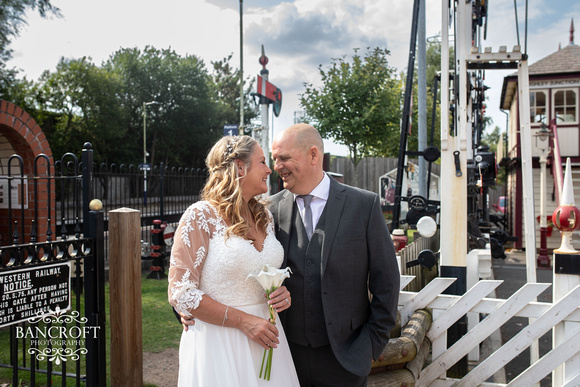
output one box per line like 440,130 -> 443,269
277,190 -> 295,265
321,178 -> 346,275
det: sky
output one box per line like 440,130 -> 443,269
7,0 -> 580,156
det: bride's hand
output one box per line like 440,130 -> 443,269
268,286 -> 291,312
239,314 -> 280,350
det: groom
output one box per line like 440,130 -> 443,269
269,123 -> 400,386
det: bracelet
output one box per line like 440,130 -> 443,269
222,306 -> 229,326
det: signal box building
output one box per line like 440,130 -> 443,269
500,25 -> 580,250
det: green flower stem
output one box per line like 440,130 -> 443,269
259,287 -> 277,380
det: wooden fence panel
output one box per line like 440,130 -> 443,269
426,280 -> 502,341
420,283 -> 550,386
457,286 -> 580,386
395,278 -> 580,386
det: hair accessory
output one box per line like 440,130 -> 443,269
224,136 -> 240,158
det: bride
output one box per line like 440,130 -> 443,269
168,135 -> 299,386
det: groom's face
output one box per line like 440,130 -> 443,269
272,136 -> 311,195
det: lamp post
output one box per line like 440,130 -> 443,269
142,101 -> 160,207
534,122 -> 552,267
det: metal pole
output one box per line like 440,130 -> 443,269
260,71 -> 270,195
392,0 -> 421,229
239,0 -> 244,134
538,153 -> 549,267
143,102 -> 148,207
517,58 -> 540,372
418,0 -> 427,197
142,101 -> 159,207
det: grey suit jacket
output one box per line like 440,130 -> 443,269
269,177 -> 400,376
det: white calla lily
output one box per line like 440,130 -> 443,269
247,265 -> 292,291
246,264 -> 292,380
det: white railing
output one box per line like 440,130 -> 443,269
397,275 -> 580,386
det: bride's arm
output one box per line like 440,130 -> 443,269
168,203 -> 279,350
186,296 -> 280,350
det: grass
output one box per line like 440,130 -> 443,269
140,276 -> 182,353
0,274 -> 182,386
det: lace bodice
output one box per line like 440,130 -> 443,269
168,201 -> 284,317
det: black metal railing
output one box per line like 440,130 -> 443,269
0,144 -> 106,386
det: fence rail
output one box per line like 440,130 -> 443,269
0,145 -> 106,386
395,275 -> 580,386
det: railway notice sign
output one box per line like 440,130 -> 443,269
0,262 -> 71,328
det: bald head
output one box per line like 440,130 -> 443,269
275,123 -> 324,155
271,123 -> 325,194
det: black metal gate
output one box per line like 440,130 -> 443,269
0,144 -> 106,386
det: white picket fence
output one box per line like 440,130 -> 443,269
398,275 -> 580,386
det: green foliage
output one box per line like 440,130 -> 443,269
0,0 -> 60,100
102,46 -> 220,167
210,53 -> 258,132
481,125 -> 504,153
3,46 -> 258,167
300,47 -> 403,167
30,57 -> 129,164
0,0 -> 61,62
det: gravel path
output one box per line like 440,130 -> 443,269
143,348 -> 179,387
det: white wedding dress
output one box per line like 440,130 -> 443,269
168,201 -> 299,387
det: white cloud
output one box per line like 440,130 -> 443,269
7,0 -> 580,156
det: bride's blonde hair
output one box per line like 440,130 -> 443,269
202,135 -> 269,240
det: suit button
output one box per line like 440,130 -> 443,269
306,312 -> 312,318
307,329 -> 313,334
307,295 -> 312,301
306,277 -> 312,283
306,260 -> 312,266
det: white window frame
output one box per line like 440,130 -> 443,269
552,88 -> 578,125
529,90 -> 548,126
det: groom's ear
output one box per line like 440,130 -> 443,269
308,146 -> 320,166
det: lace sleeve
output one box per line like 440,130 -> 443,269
168,202 -> 216,317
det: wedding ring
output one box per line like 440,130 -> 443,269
285,298 -> 289,305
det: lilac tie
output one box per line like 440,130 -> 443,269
299,195 -> 314,239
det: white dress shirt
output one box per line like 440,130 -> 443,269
294,173 -> 330,231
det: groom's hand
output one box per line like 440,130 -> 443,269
180,313 -> 196,332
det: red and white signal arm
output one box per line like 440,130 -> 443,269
273,88 -> 282,117
257,75 -> 282,117
163,225 -> 175,246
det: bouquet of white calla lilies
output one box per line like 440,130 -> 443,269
248,265 -> 292,291
247,265 -> 292,381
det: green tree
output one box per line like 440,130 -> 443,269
210,53 -> 258,132
104,46 -> 220,167
481,125 -> 503,153
300,47 -> 402,179
28,57 -> 127,163
7,46 -> 258,167
0,0 -> 61,99
0,0 -> 60,61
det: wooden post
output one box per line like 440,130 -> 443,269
109,208 -> 143,386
